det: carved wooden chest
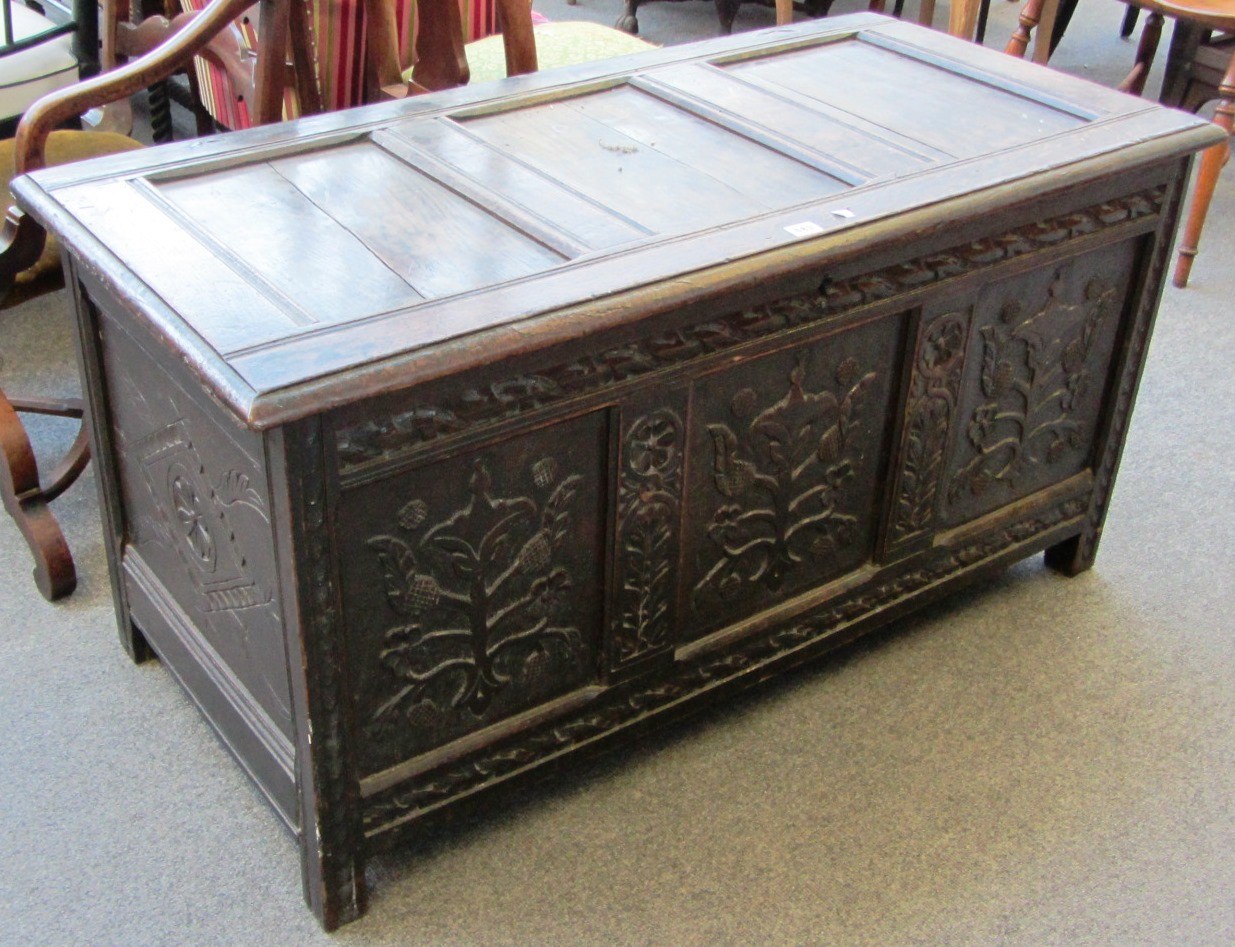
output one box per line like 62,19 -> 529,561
14,14 -> 1221,929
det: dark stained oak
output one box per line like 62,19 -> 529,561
11,14 -> 1222,930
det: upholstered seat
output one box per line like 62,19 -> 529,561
0,3 -> 78,127
438,21 -> 658,86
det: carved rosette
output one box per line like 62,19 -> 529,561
886,310 -> 972,551
610,408 -> 684,669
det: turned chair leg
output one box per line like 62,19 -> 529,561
1006,0 -> 1046,58
1118,10 -> 1163,95
0,389 -> 90,600
1174,59 -> 1235,288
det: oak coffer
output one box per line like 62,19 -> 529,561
14,13 -> 1221,929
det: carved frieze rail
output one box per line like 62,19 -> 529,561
336,189 -> 1164,474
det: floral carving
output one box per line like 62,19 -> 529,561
365,494 -> 1091,834
170,469 -> 215,566
612,409 -> 683,666
950,272 -> 1117,501
888,311 -> 971,547
366,459 -> 584,722
695,359 -> 877,603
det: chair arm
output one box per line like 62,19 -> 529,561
14,0 -> 260,175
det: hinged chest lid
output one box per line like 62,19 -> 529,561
15,13 -> 1220,427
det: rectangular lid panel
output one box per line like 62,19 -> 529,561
640,63 -> 947,179
724,40 -> 1088,157
156,163 -> 425,326
389,118 -> 655,252
454,85 -> 851,235
155,139 -> 568,312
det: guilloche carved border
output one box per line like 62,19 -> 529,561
363,492 -> 1089,835
336,190 -> 1165,474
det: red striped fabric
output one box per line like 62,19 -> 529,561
181,0 -> 499,129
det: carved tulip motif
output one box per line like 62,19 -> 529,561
367,459 -> 583,720
951,273 -> 1115,500
696,359 -> 876,602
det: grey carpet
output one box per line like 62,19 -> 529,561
2,2 -> 1233,943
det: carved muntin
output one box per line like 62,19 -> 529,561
883,306 -> 975,556
607,396 -> 687,675
938,240 -> 1135,528
681,314 -> 904,638
334,410 -> 608,776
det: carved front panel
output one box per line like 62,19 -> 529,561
100,321 -> 293,740
939,241 -> 1135,527
336,412 -> 607,776
682,315 -> 904,638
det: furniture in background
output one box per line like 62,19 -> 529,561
1005,0 -> 1233,285
614,0 -> 794,37
176,0 -> 502,133
0,0 -> 293,599
1153,0 -> 1232,285
613,0 -> 937,42
363,0 -> 654,94
0,0 -> 93,136
14,13 -> 1219,928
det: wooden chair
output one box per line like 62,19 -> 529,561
362,0 -> 657,97
0,0 -> 290,599
1005,0 -> 1232,287
1154,0 -> 1233,286
174,0 -> 502,133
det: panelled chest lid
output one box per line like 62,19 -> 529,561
15,13 -> 1220,427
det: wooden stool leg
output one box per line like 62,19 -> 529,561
0,390 -> 79,600
1174,68 -> 1234,287
1006,0 -> 1046,58
775,0 -> 793,25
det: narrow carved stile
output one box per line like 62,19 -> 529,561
887,310 -> 972,550
610,407 -> 684,669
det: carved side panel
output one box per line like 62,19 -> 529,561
607,394 -> 687,677
940,241 -> 1135,528
335,411 -> 607,776
101,321 -> 293,740
882,307 -> 974,557
682,314 -> 904,638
